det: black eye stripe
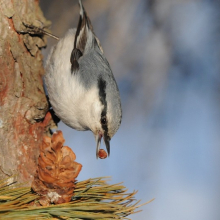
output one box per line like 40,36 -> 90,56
98,76 -> 108,136
98,77 -> 106,106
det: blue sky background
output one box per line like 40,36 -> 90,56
41,1 -> 220,219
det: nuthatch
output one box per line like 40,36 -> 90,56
44,0 -> 122,158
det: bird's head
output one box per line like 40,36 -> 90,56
94,76 -> 122,158
83,73 -> 122,158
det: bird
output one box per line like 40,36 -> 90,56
44,0 -> 122,158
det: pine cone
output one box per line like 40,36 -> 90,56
31,131 -> 82,206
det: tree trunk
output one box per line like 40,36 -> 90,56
0,0 -> 51,184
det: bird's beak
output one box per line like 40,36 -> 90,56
96,132 -> 102,158
96,132 -> 110,158
104,135 -> 110,156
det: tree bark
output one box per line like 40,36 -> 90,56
0,0 -> 51,184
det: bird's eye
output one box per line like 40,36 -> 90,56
101,116 -> 107,125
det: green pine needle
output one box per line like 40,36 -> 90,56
0,176 -> 153,219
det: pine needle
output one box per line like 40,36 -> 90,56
0,176 -> 153,219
